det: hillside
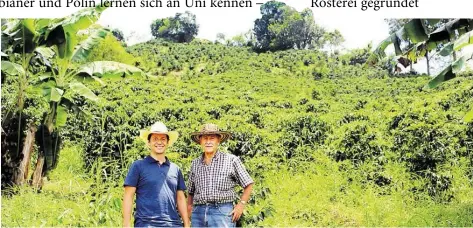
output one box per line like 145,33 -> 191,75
2,39 -> 473,226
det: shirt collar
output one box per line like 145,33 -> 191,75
200,151 -> 221,163
146,155 -> 170,166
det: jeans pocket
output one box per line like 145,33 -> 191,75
192,205 -> 199,213
217,204 -> 233,216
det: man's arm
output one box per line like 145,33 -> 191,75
123,186 -> 136,227
177,190 -> 190,228
231,183 -> 254,222
187,194 -> 194,218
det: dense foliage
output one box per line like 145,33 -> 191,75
2,10 -> 473,227
150,11 -> 199,43
253,1 -> 325,52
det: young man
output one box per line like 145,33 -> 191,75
122,121 -> 190,227
187,123 -> 254,227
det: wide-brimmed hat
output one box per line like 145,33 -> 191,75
139,121 -> 179,146
190,123 -> 231,144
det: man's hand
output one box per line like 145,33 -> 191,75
231,202 -> 245,222
183,220 -> 190,228
187,204 -> 193,219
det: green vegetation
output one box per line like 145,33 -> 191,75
2,4 -> 473,227
150,11 -> 199,43
1,7 -> 143,189
3,35 -> 472,225
253,1 -> 325,52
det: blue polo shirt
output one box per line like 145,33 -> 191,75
124,156 -> 186,227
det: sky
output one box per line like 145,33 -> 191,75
1,0 -> 471,74
96,1 -> 390,49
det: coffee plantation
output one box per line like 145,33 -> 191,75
2,16 -> 473,226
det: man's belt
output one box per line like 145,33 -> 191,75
194,201 -> 233,206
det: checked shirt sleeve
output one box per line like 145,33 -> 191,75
232,156 -> 254,188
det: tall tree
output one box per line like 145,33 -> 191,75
150,11 -> 199,43
216,32 -> 225,44
253,1 -> 325,52
323,29 -> 345,53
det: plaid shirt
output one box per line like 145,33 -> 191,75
187,151 -> 253,205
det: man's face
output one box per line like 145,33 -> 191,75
199,134 -> 220,154
148,134 -> 168,155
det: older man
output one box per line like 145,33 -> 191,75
187,123 -> 254,227
123,121 -> 189,227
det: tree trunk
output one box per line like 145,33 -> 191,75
13,124 -> 36,186
31,153 -> 45,189
426,52 -> 431,76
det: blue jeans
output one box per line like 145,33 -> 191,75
134,219 -> 182,227
191,203 -> 235,227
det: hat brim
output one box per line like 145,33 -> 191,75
190,131 -> 231,144
139,130 -> 179,146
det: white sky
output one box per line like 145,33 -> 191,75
96,1 -> 390,49
1,0 -> 471,73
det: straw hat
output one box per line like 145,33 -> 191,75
190,123 -> 231,144
139,121 -> 179,146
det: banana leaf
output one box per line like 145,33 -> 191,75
77,61 -> 145,78
437,43 -> 454,57
403,19 -> 428,43
46,5 -> 108,59
3,19 -> 38,53
42,81 -> 64,102
454,30 -> 473,51
1,60 -> 25,76
55,105 -> 68,128
69,81 -> 99,102
429,19 -> 471,42
71,28 -> 109,62
425,55 -> 466,89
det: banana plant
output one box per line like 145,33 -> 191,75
368,18 -> 473,122
1,5 -> 144,187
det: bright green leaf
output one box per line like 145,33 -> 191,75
72,28 -> 109,62
438,43 -> 454,56
451,56 -> 465,74
403,19 -> 428,43
1,61 -> 25,76
50,87 -> 64,102
39,72 -> 54,81
454,30 -> 473,51
425,66 -> 454,89
425,56 -> 465,89
91,75 -> 105,86
69,81 -> 98,102
36,46 -> 55,59
77,61 -> 145,78
55,106 -> 68,128
464,108 -> 473,122
22,19 -> 36,36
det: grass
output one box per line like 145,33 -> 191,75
1,144 -> 123,227
2,39 -> 473,226
258,151 -> 473,226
